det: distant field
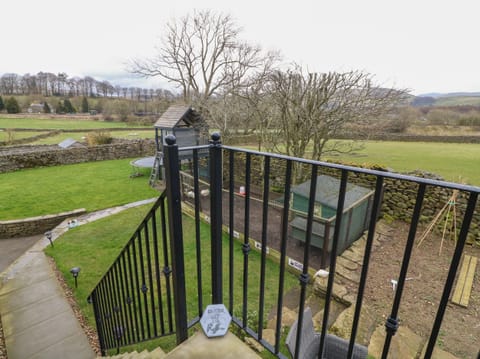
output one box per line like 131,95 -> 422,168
324,140 -> 480,185
245,140 -> 480,186
434,96 -> 480,106
30,129 -> 154,145
0,130 -> 43,142
0,117 -> 149,130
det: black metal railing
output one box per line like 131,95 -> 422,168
90,133 -> 480,359
88,191 -> 175,355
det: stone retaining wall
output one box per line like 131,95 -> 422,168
0,209 -> 87,239
0,139 -> 156,173
225,152 -> 480,242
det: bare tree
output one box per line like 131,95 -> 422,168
129,10 -> 279,106
267,66 -> 408,181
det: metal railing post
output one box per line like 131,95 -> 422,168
163,135 -> 188,344
209,132 -> 223,304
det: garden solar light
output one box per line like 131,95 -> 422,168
70,267 -> 81,288
45,230 -> 53,248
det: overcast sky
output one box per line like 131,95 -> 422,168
2,0 -> 479,95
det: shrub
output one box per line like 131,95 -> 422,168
5,97 -> 20,113
86,131 -> 113,146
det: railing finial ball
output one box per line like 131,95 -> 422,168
165,134 -> 177,145
211,132 -> 221,142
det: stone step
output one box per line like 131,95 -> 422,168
98,347 -> 166,359
367,325 -> 460,359
329,304 -> 377,346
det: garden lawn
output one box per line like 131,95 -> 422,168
0,117 -> 148,130
0,159 -> 158,220
45,205 -> 298,356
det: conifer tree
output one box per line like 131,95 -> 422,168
81,96 -> 89,113
43,102 -> 51,113
63,98 -> 76,113
6,97 -> 20,113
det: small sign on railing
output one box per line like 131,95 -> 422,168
200,304 -> 231,338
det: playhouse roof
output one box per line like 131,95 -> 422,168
292,175 -> 372,209
154,105 -> 203,129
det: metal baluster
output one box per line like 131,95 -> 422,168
318,169 -> 348,359
294,164 -> 318,359
131,237 -> 145,340
120,251 -> 134,345
275,159 -> 292,354
193,148 -> 203,315
126,242 -> 140,342
164,134 -> 188,344
112,262 -> 127,347
424,192 -> 478,358
228,150 -> 235,314
242,152 -> 252,328
144,223 -> 157,337
151,209 -> 166,334
160,196 -> 174,332
258,156 -> 271,341
347,176 -> 384,359
381,183 -> 426,359
210,133 -> 223,304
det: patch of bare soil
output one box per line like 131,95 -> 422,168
363,221 -> 480,359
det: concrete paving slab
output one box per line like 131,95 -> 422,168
2,294 -> 72,337
30,331 -> 94,359
5,309 -> 92,359
0,235 -> 41,273
0,253 -> 54,295
0,276 -> 59,314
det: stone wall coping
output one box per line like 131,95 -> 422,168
0,208 -> 86,225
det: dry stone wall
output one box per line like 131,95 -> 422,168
225,152 -> 480,242
0,209 -> 86,239
0,139 -> 156,173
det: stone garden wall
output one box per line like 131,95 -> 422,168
0,209 -> 86,239
225,152 -> 480,242
0,139 -> 156,173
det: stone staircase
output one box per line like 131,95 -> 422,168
99,347 -> 166,359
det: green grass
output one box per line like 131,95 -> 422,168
434,96 -> 480,106
324,140 -> 480,185
0,117 -> 148,130
0,130 -> 44,141
0,159 -> 158,220
45,205 -> 298,357
30,130 -> 154,145
245,140 -> 480,186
